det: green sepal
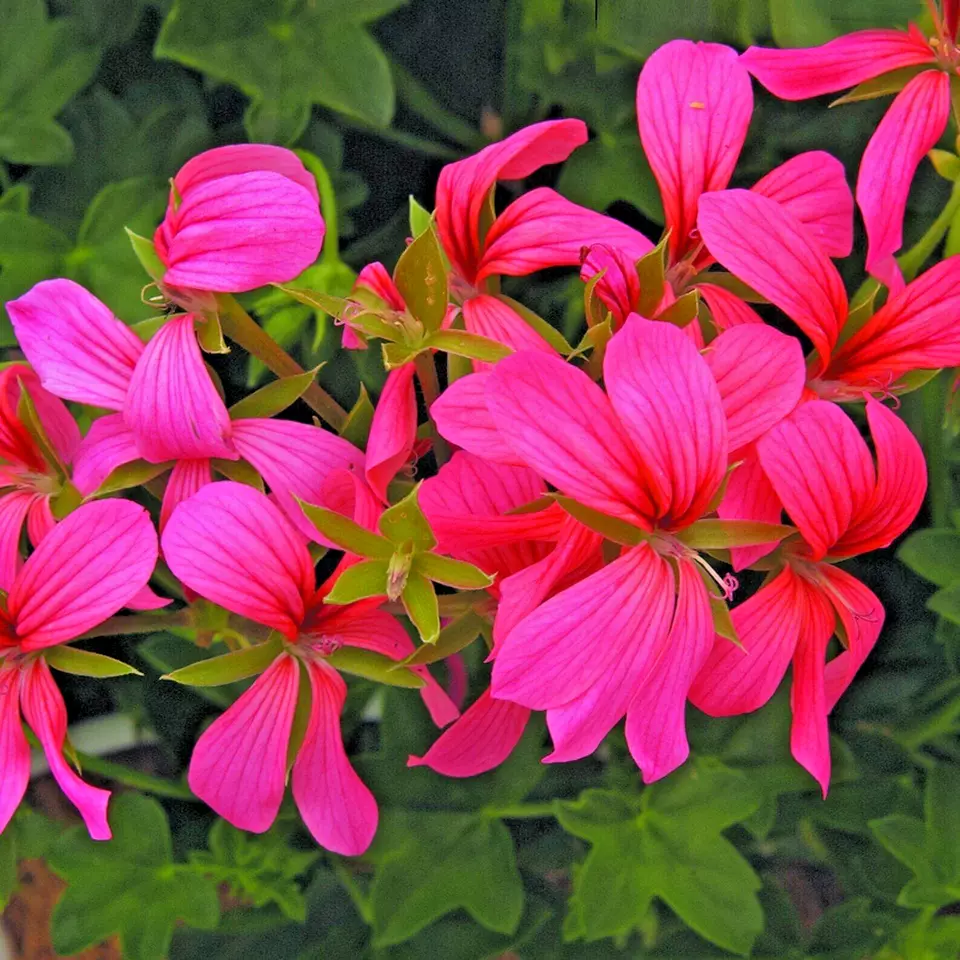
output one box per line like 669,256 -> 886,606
424,329 -> 512,363
211,458 -> 264,491
930,149 -> 960,182
161,634 -> 283,687
125,228 -> 165,282
677,519 -> 796,549
94,458 -> 174,497
130,316 -> 168,343
378,485 -> 437,551
228,367 -> 321,420
710,597 -> 741,648
382,341 -> 422,369
408,196 -> 432,238
831,65 -> 930,106
286,658 -> 312,771
414,553 -> 494,590
339,384 -> 375,450
656,288 -> 700,329
45,646 -> 143,679
299,500 -> 395,559
393,223 -> 448,334
394,610 -> 486,667
402,573 -> 440,644
582,268 -> 611,328
495,295 -> 572,354
325,647 -> 425,688
275,283 -> 347,318
49,482 -> 83,520
17,379 -> 66,479
693,271 -> 766,303
635,234 -> 669,318
553,496 -> 647,546
196,311 -> 228,354
324,559 -> 389,604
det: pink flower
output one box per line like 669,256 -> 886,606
691,399 -> 926,793
0,499 -> 159,838
740,18 -> 954,290
154,144 -> 325,294
161,482 -> 457,852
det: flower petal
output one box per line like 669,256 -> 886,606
171,144 -> 319,201
718,447 -> 783,570
70,413 -> 142,497
857,71 -> 950,290
162,482 -> 314,639
159,458 -> 213,532
188,653 -> 299,833
461,294 -> 557,355
0,491 -> 37,593
0,666 -> 29,834
292,660 -> 378,855
7,279 -> 143,410
366,363 -> 417,504
354,261 -> 406,310
696,283 -> 764,331
20,659 -> 111,839
637,39 -> 753,261
11,500 -> 158,650
581,244 -> 643,326
125,584 -> 172,611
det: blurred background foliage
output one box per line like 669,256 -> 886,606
3,0 -> 960,957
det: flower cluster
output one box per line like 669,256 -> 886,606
3,20 -> 957,856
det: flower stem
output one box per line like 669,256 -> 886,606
217,294 -> 348,430
922,370 -> 952,528
484,802 -> 557,819
311,159 -> 340,263
414,351 -> 451,465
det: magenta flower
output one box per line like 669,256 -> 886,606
162,481 -> 456,852
691,399 -> 927,793
154,144 -> 325,294
0,499 -> 159,838
740,14 -> 956,290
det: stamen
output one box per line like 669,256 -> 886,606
691,552 -> 739,600
314,634 -> 343,657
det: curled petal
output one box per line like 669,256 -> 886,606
581,244 -> 642,326
171,144 -> 319,201
354,262 -> 406,311
0,666 -> 29,835
366,363 -> 417,504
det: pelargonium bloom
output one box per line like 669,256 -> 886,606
0,499 -> 159,838
691,399 -> 926,793
740,12 -> 956,290
162,482 -> 457,853
154,144 -> 325,295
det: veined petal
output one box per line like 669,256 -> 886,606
492,543 -> 674,709
758,401 -> 875,560
0,491 -> 37,593
740,29 -> 936,100
638,40 -> 753,261
752,151 -> 853,257
487,350 -> 659,526
697,190 -> 848,366
0,666 -> 29,834
158,172 -> 324,293
7,279 -> 143,410
125,584 -> 172,611
858,71 -> 950,290
718,447 -> 783,570
354,261 -> 406,310
292,660 -> 378,855
476,188 -> 652,282
689,565 -> 801,715
461,295 -> 556,355
435,119 -> 588,282
25,496 -> 54,548
625,558 -> 713,782
124,314 -> 235,463
603,316 -> 727,528
705,324 -> 805,450
11,500 -> 158,650
188,653 -> 299,833
162,482 -> 314,639
366,363 -> 417,504
171,144 -> 318,201
430,373 -> 526,466
409,688 -> 530,777
231,418 -> 366,546
70,413 -> 141,496
20,659 -> 111,839
159,458 -> 213,531
0,367 -> 81,471
696,283 -> 764,331
581,244 -> 642,325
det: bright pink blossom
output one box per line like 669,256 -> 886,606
162,482 -> 457,852
691,399 -> 926,793
154,144 -> 325,294
0,499 -> 159,838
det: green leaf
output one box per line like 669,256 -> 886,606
414,553 -> 494,590
408,195 -> 432,238
677,519 -> 796,549
299,500 -> 395,558
339,384 -> 375,450
378,485 -> 437,551
898,529 -> 960,587
553,496 -> 647,546
396,610 -> 486,667
229,368 -> 320,420
393,224 -> 448,333
156,0 -> 403,128
770,0 -> 922,46
927,583 -> 960,625
556,758 -> 763,952
93,457 -> 174,496
275,283 -> 348,318
45,646 -> 142,679
366,810 -> 524,946
0,829 -> 17,911
125,228 -> 165,282
424,329 -> 513,363
162,635 -> 283,687
324,559 -> 389,604
402,572 -> 440,644
243,97 -> 311,147
325,647 -> 424,688
48,794 -> 219,960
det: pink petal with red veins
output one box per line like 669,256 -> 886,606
125,584 -> 172,611
172,144 -> 318,199
292,660 -> 378,855
160,458 -> 213,531
718,447 -> 783,570
0,491 -> 37,593
435,119 -> 588,282
858,71 -> 950,291
20,659 -> 111,839
625,557 -> 713,783
25,496 -> 55,549
492,543 -> 674,709
604,315 -> 727,529
740,29 -> 936,100
366,363 -> 417,504
11,500 -> 158,650
581,244 -> 642,325
697,283 -> 764,331
638,39 -> 753,261
697,190 -> 848,368
0,667 -> 29,834
70,413 -> 142,497
354,261 -> 405,310
409,688 -> 531,777
188,653 -> 299,833
124,314 -> 235,463
162,482 -> 314,639
752,151 -> 853,257
7,279 -> 143,410
461,294 -> 556,355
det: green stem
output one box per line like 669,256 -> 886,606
218,294 -> 348,430
414,351 -> 451,465
338,117 -> 461,160
922,370 -> 952,528
311,160 -> 340,263
484,802 -> 557,819
76,751 -> 197,801
80,609 -> 192,639
331,858 -> 374,924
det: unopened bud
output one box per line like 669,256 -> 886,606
386,551 -> 413,601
